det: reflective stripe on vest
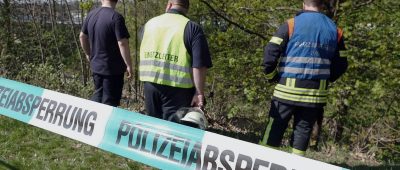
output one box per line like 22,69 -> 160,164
280,13 -> 338,80
139,13 -> 193,88
273,78 -> 328,104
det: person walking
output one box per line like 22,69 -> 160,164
262,0 -> 348,156
80,0 -> 132,107
139,0 -> 212,121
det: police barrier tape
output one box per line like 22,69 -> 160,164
0,78 -> 348,170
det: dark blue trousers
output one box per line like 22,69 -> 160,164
91,73 -> 124,107
144,82 -> 195,121
265,100 -> 323,151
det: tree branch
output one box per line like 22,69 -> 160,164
199,0 -> 267,40
238,6 -> 299,12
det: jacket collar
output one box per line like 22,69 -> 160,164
167,9 -> 187,17
296,10 -> 322,16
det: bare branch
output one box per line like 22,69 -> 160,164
238,6 -> 299,12
199,0 -> 267,40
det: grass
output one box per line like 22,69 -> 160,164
0,116 -> 152,170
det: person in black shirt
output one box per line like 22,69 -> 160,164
80,0 -> 132,107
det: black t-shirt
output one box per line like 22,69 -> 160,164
82,7 -> 130,75
140,9 -> 212,68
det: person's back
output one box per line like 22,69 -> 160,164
140,13 -> 192,88
139,0 -> 212,121
262,0 -> 348,156
282,12 -> 338,80
84,7 -> 127,75
80,0 -> 132,107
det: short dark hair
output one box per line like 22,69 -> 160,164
170,0 -> 190,9
304,0 -> 323,7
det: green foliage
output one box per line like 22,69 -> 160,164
191,0 -> 400,165
327,0 -> 400,163
1,0 -> 399,168
80,0 -> 94,12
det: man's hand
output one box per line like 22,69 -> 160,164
118,38 -> 132,79
126,66 -> 133,79
191,94 -> 205,109
86,55 -> 90,62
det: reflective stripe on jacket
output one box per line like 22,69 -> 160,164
139,13 -> 193,88
280,12 -> 338,80
273,12 -> 340,105
273,78 -> 328,104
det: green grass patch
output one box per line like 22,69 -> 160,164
0,116 -> 153,170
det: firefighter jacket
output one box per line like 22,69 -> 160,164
263,11 -> 348,108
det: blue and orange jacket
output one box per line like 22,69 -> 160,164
263,11 -> 348,108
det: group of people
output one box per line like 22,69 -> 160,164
79,0 -> 347,156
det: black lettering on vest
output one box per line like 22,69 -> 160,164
186,142 -> 202,170
155,52 -> 161,59
253,159 -> 270,170
43,100 -> 58,123
63,105 -> 75,129
140,130 -> 150,153
220,150 -> 235,170
156,137 -> 170,159
235,154 -> 253,170
22,94 -> 34,115
83,111 -> 97,136
167,54 -> 174,61
72,108 -> 88,133
14,92 -> 26,112
5,90 -> 18,110
29,96 -> 42,116
203,145 -> 219,170
53,103 -> 67,126
116,120 -> 131,144
270,163 -> 287,170
36,98 -> 50,120
169,138 -> 183,163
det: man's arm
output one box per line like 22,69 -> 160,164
263,22 -> 289,81
191,67 -> 207,107
79,32 -> 90,61
114,14 -> 132,78
118,38 -> 133,78
329,37 -> 348,82
184,21 -> 212,108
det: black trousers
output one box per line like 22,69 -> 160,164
91,73 -> 124,107
265,100 -> 323,151
144,82 -> 195,121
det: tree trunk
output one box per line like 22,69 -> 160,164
64,0 -> 88,86
133,0 -> 140,101
2,0 -> 12,52
27,1 -> 46,64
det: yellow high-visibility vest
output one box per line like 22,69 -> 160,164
140,13 -> 193,88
